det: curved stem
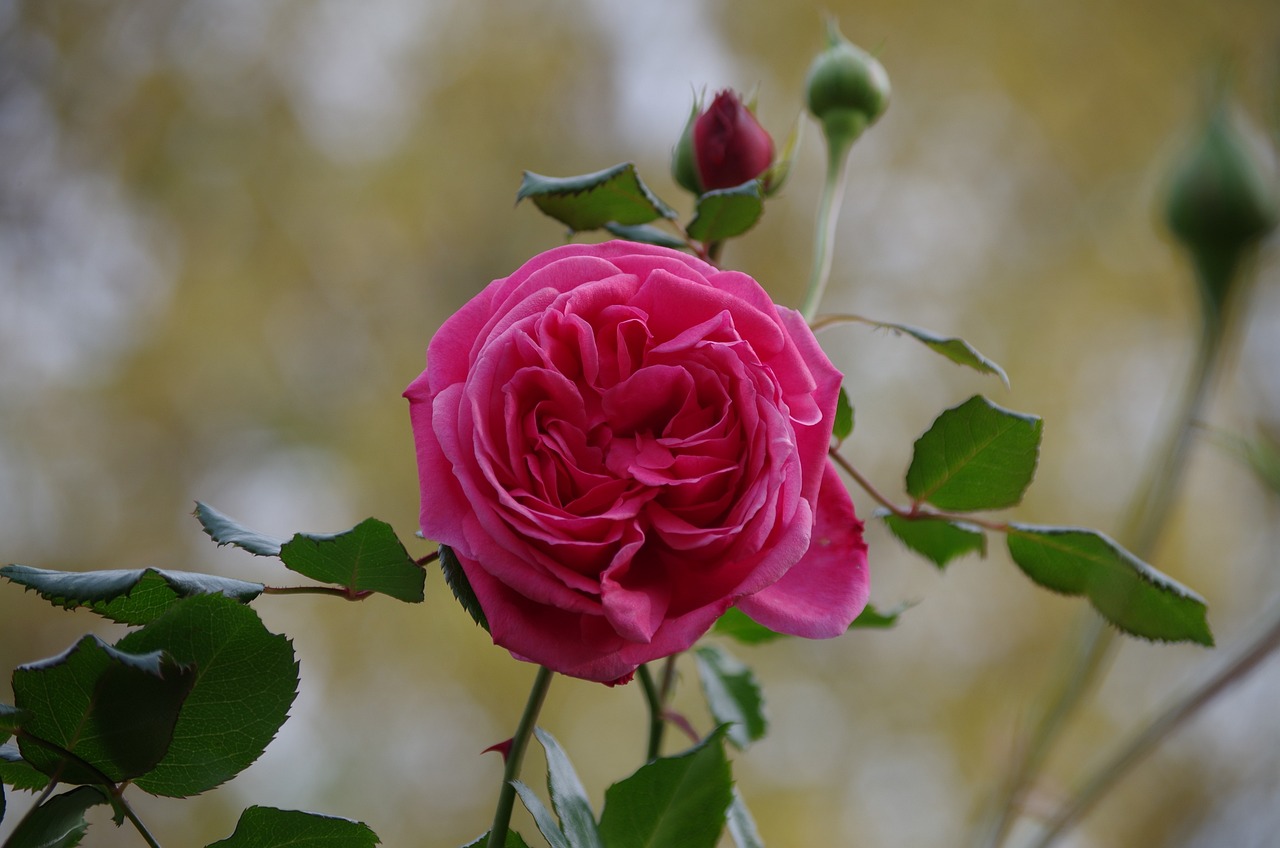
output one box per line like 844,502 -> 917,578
1028,596 -> 1280,847
800,139 -> 852,322
637,664 -> 664,762
487,666 -> 555,848
978,316 -> 1227,848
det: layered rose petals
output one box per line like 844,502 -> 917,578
405,241 -> 868,682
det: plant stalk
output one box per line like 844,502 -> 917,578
487,666 -> 554,848
800,138 -> 853,322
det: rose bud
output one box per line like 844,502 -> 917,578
406,241 -> 869,683
1165,94 -> 1278,320
805,19 -> 890,152
692,90 -> 776,191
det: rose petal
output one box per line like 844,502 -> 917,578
735,462 -> 869,637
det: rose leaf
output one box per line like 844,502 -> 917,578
833,386 -> 854,444
1,741 -> 51,791
726,787 -> 764,848
461,831 -> 534,848
1006,524 -> 1214,646
604,222 -> 690,250
517,163 -> 677,233
875,321 -> 1009,386
3,785 -> 107,848
438,546 -> 489,631
118,595 -> 299,797
881,514 -> 987,569
597,726 -> 732,848
205,806 -> 379,847
694,646 -> 767,750
0,564 -> 263,626
686,181 -> 764,242
906,395 -> 1042,511
13,636 -> 194,785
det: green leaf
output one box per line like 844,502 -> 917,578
1,742 -> 51,791
725,787 -> 764,848
603,223 -> 689,250
0,565 -> 264,625
597,727 -> 733,848
693,646 -> 767,750
534,728 -> 603,848
877,322 -> 1009,386
461,831 -> 533,848
3,786 -> 106,848
849,602 -> 911,630
711,608 -> 785,645
117,594 -> 300,797
278,519 -> 424,602
195,502 -> 285,556
511,781 -> 571,848
0,704 -> 26,740
881,514 -> 987,569
1006,524 -> 1214,646
13,636 -> 195,784
686,182 -> 765,242
205,806 -> 380,847
195,505 -> 425,603
517,163 -> 676,233
832,387 -> 854,444
439,546 -> 489,631
905,396 -> 1042,511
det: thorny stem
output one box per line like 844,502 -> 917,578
978,304 -> 1229,848
260,585 -> 373,601
487,666 -> 554,848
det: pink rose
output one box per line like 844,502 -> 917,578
405,241 -> 868,682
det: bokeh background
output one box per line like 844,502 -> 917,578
2,1 -> 1279,846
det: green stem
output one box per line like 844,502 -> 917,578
1027,596 -> 1280,848
637,664 -> 664,762
800,138 -> 853,322
487,666 -> 554,848
977,308 -> 1227,848
118,793 -> 163,848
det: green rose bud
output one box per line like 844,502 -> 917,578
805,19 -> 890,154
1164,94 -> 1278,324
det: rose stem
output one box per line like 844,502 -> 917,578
486,666 -> 554,848
637,664 -> 665,762
977,299 -> 1229,848
800,134 -> 852,323
1027,596 -> 1280,848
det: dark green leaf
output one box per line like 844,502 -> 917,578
13,636 -> 194,784
194,502 -> 285,556
833,387 -> 854,444
194,505 -> 425,603
725,787 -> 764,848
1,742 -> 51,791
881,514 -> 987,569
597,727 -> 733,848
117,595 -> 300,797
1006,524 -> 1213,646
439,546 -> 489,631
686,182 -> 764,242
711,608 -> 785,645
694,646 -> 766,750
461,831 -> 533,848
511,781 -> 570,848
205,806 -> 380,847
0,565 -> 263,625
534,728 -> 603,848
906,396 -> 1042,511
3,786 -> 105,848
603,223 -> 689,250
876,322 -> 1009,385
849,602 -> 911,630
516,163 -> 676,233
277,518 -> 424,603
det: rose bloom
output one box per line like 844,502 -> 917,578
406,241 -> 868,682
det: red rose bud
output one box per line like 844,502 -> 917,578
693,90 -> 775,191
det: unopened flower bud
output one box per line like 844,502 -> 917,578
1165,95 -> 1279,319
692,90 -> 775,191
805,20 -> 890,152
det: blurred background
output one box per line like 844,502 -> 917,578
2,1 -> 1279,846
